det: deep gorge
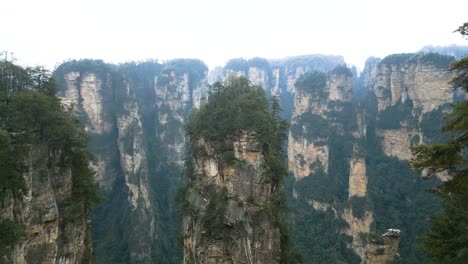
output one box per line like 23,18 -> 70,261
1,50 -> 465,263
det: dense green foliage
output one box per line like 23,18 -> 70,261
380,53 -> 455,68
294,71 -> 327,95
184,76 -> 295,261
376,99 -> 417,129
0,129 -> 26,195
57,59 -> 209,263
411,24 -> 468,262
186,76 -> 289,186
0,219 -> 24,261
0,60 -> 100,205
0,60 -> 100,259
290,112 -> 329,142
380,53 -> 414,65
365,115 -> 441,263
287,177 -> 361,264
287,62 -> 448,262
330,65 -> 353,76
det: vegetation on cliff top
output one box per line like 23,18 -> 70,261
0,59 -> 100,256
185,76 -> 299,262
186,75 -> 289,187
380,52 -> 455,68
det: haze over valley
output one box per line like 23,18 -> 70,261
1,1 -> 467,264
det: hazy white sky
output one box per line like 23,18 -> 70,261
1,0 -> 467,70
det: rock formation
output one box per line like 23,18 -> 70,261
0,144 -> 92,264
365,229 -> 401,264
180,76 -> 291,263
55,59 -> 207,263
182,132 -> 281,263
42,51 -> 460,263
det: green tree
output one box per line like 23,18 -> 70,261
0,59 -> 100,240
410,23 -> 468,263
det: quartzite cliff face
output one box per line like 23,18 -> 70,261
366,54 -> 455,162
45,51 -> 461,263
55,59 -> 207,263
285,53 -> 459,263
0,144 -> 92,264
182,132 -> 281,263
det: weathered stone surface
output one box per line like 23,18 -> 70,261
349,156 -> 367,198
342,209 -> 374,261
365,229 -> 401,264
1,144 -> 91,264
328,72 -> 353,102
372,63 -> 453,114
183,132 -> 281,264
80,73 -> 112,134
288,132 -> 329,179
61,71 -> 80,109
248,67 -> 269,90
376,128 -> 418,160
56,60 -> 208,263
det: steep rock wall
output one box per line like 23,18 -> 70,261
365,229 -> 401,264
287,66 -> 372,261
182,132 -> 281,264
1,144 -> 92,264
367,54 -> 455,161
55,59 -> 208,263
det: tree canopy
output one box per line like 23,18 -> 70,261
410,23 -> 468,263
0,58 -> 100,204
186,76 -> 289,186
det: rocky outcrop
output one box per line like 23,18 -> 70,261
342,209 -> 374,260
182,132 -> 281,264
155,70 -> 207,164
348,156 -> 367,198
288,134 -> 329,179
366,54 -> 456,161
376,128 -> 419,160
0,144 -> 92,264
372,60 -> 453,114
288,68 -> 353,180
60,70 -> 115,190
55,59 -> 208,263
221,55 -> 345,99
365,229 -> 401,264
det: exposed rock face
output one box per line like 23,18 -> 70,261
342,209 -> 374,260
222,55 -> 345,98
183,132 -> 280,264
155,70 -> 207,164
376,128 -> 419,160
308,199 -> 335,213
288,134 -> 329,178
348,156 -> 367,198
366,54 -> 455,161
55,59 -> 208,263
288,69 -> 353,180
0,144 -> 92,264
286,53 -> 457,262
328,71 -> 353,102
60,70 -> 116,190
248,67 -> 269,90
365,229 -> 401,264
372,62 -> 453,114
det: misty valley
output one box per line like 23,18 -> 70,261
1,45 -> 468,264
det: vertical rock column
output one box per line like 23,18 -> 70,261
182,132 -> 281,264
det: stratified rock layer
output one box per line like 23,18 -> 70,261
183,132 -> 281,264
